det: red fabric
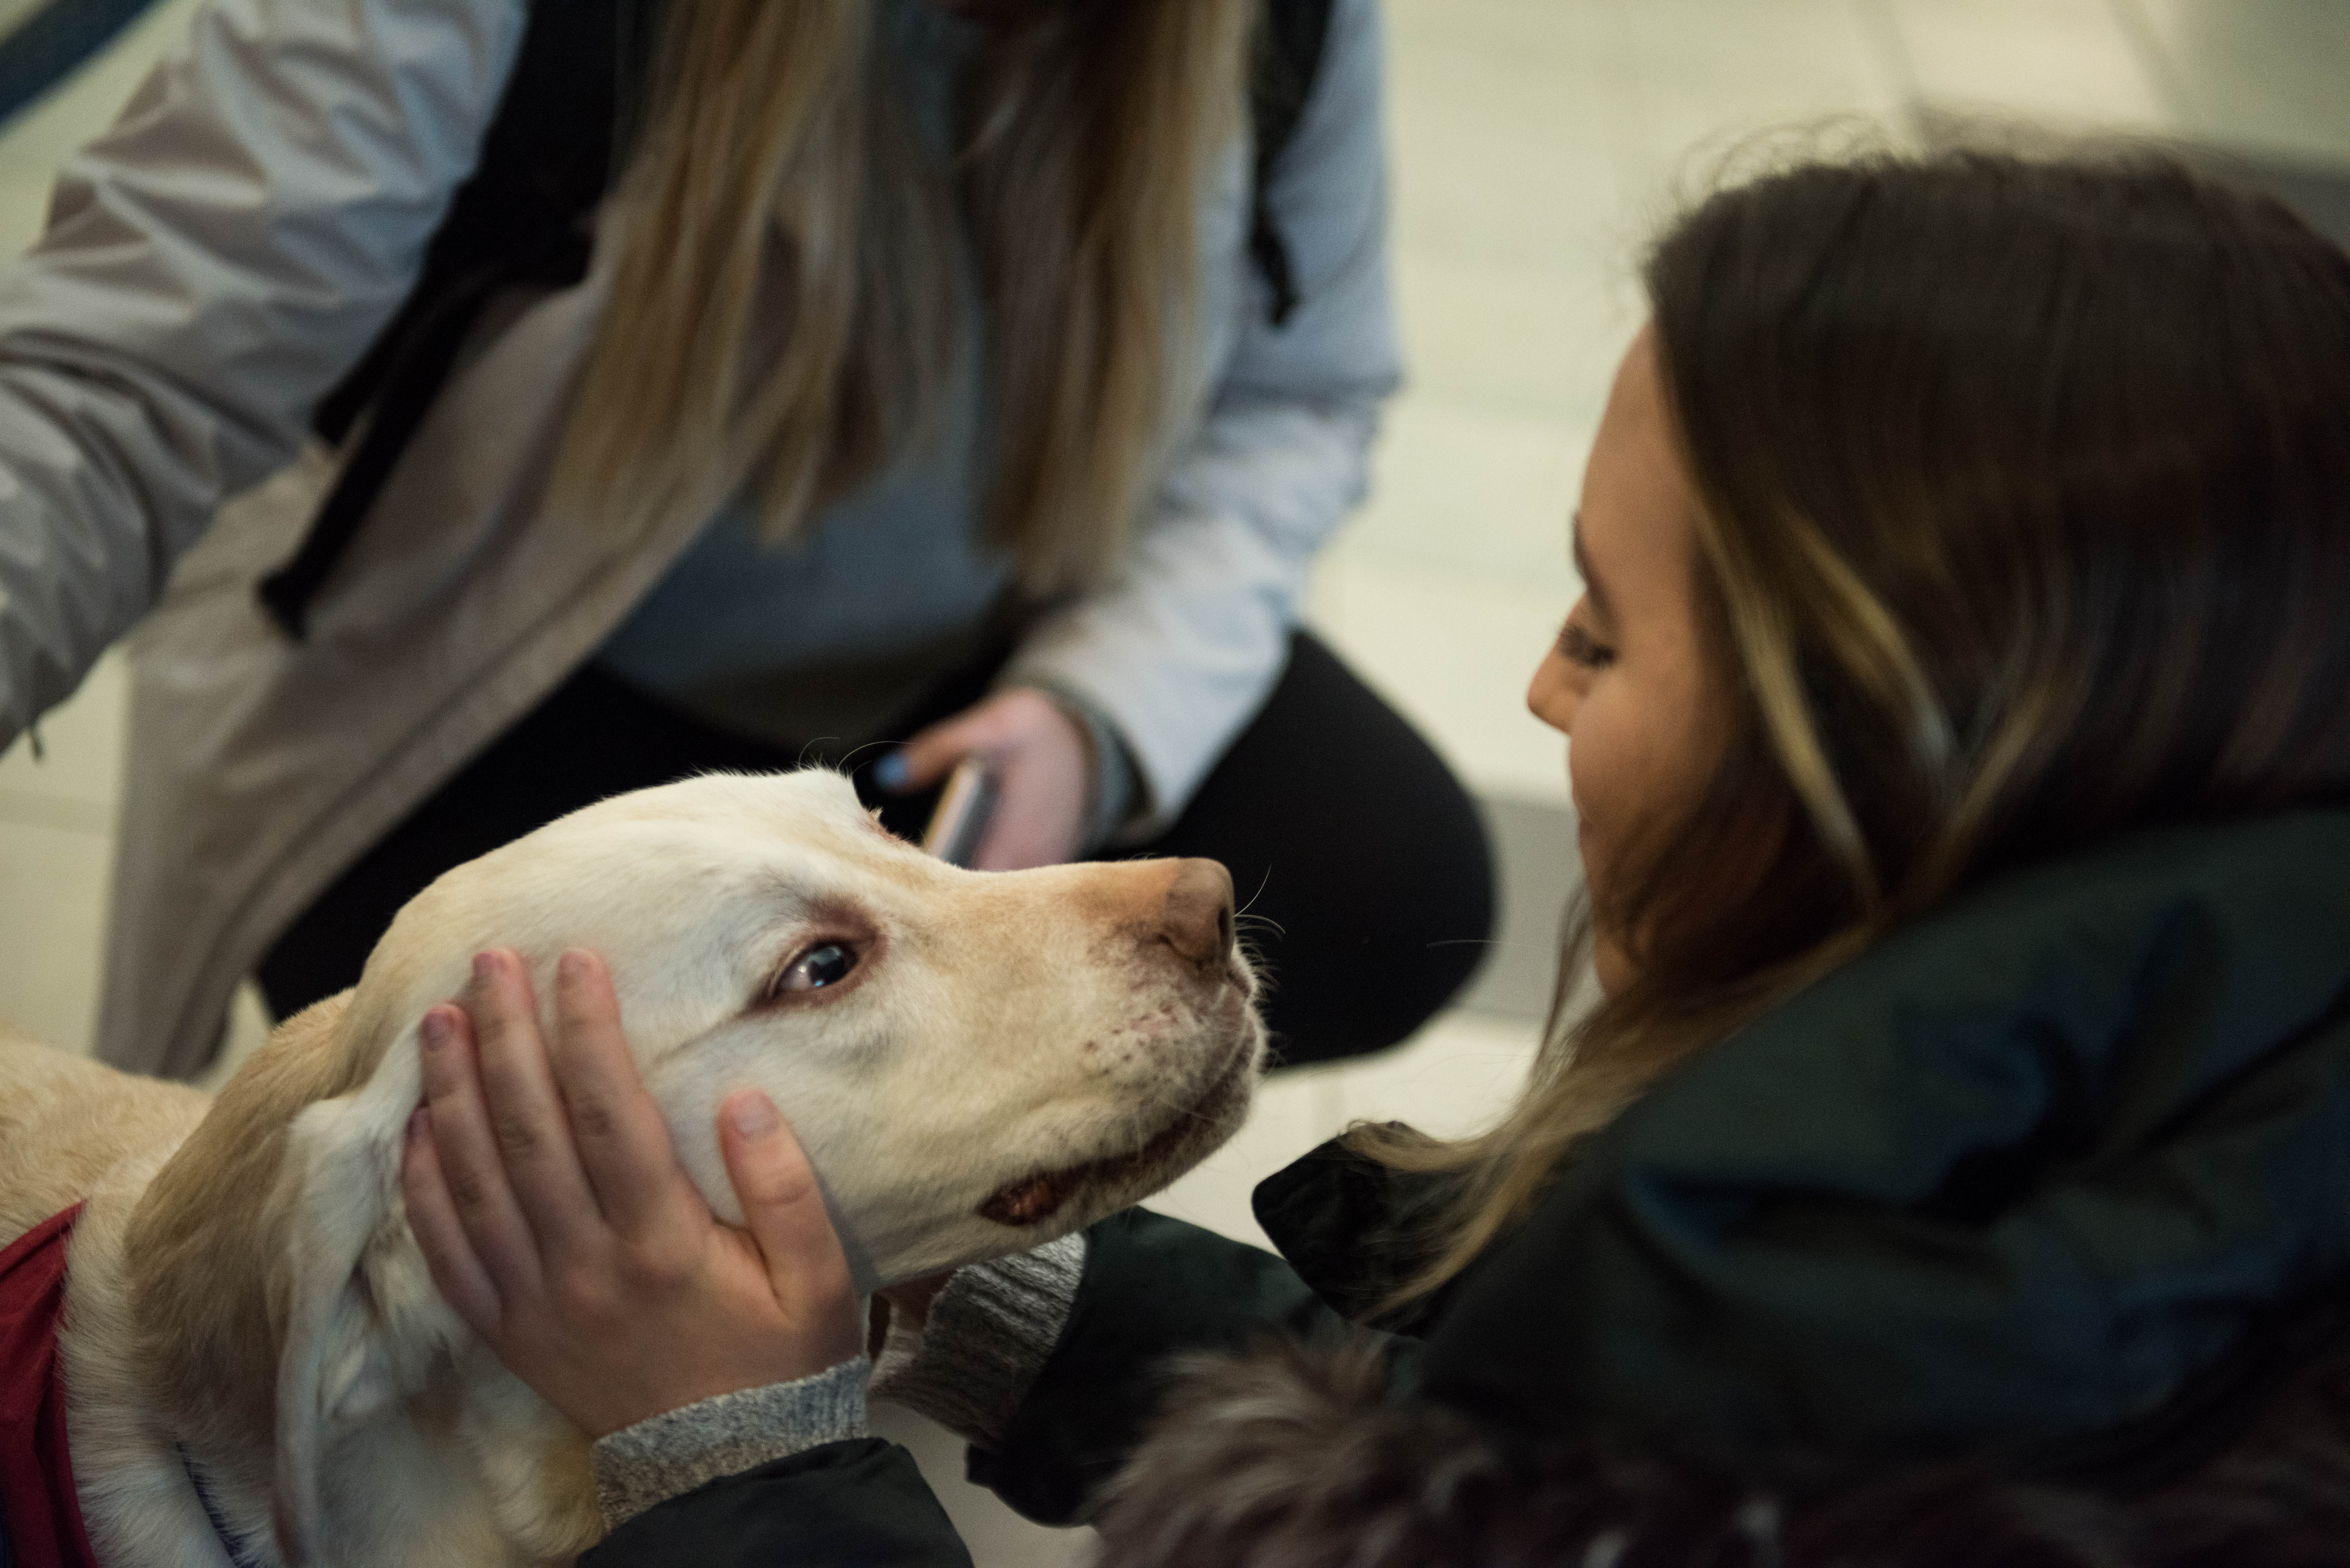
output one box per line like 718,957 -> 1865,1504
0,1204 -> 101,1568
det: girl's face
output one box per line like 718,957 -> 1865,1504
1528,325 -> 1728,993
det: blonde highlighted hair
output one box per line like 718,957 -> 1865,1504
553,0 -> 1255,593
1359,146 -> 2350,1305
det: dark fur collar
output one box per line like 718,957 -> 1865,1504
1091,1334 -> 2350,1568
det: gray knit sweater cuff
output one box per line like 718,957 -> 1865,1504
871,1233 -> 1085,1446
589,1355 -> 870,1529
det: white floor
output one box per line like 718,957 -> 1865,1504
4,2 -> 2347,1563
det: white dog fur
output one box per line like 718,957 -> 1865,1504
0,770 -> 1262,1566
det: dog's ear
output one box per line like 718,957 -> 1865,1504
270,1018 -> 459,1566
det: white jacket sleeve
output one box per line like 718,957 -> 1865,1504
1001,0 -> 1401,834
0,0 -> 526,742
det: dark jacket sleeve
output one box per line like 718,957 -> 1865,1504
972,1206 -> 1414,1525
581,1438 -> 974,1568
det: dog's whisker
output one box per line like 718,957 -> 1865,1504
830,738 -> 895,775
795,735 -> 848,771
1234,866 -> 1276,923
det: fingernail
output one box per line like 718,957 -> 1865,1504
472,951 -> 497,984
420,1009 -> 451,1051
873,752 -> 909,791
728,1091 -> 780,1140
559,949 -> 590,983
407,1105 -> 430,1143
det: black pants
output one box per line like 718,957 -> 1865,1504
257,632 -> 1496,1068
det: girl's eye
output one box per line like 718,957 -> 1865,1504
1558,619 -> 1616,671
771,943 -> 857,998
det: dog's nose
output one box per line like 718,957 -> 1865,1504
1158,858 -> 1236,969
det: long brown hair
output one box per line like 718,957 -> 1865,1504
1361,147 -> 2350,1301
551,0 -> 1255,594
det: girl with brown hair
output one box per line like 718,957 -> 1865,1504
0,0 -> 1492,1081
407,145 -> 2350,1564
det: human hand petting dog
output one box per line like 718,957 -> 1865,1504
400,948 -> 864,1439
883,687 -> 1091,870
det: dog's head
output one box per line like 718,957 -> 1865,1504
340,768 -> 1261,1280
138,770 -> 1260,1564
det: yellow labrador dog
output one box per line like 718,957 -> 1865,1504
0,770 -> 1261,1566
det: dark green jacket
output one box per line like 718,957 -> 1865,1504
591,809 -> 2350,1562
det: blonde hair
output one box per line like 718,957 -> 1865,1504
1357,148 -> 2350,1308
552,0 -> 1255,593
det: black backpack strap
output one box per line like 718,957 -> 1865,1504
255,235 -> 587,637
260,0 -> 648,638
1247,0 -> 1337,328
0,0 -> 166,124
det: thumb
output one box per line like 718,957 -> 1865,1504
889,704 -> 1004,793
718,1090 -> 854,1313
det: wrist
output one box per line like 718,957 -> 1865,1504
870,1232 -> 1084,1445
590,1355 -> 872,1527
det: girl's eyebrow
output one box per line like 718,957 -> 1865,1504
1570,512 -> 1617,623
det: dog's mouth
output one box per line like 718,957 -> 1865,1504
978,1041 -> 1256,1228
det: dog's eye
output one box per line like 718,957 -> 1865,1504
772,942 -> 857,998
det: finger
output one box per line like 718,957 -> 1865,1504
417,1003 -> 545,1304
898,690 -> 1048,793
465,949 -> 604,1254
718,1091 -> 855,1320
888,713 -> 986,794
546,948 -> 700,1236
401,1105 -> 504,1332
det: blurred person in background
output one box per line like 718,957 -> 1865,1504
0,0 -> 1493,1081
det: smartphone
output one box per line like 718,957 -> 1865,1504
921,758 -> 999,867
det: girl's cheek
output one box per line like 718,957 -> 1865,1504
1565,697 -> 1634,838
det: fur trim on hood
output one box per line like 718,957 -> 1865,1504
1090,1333 -> 2350,1568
